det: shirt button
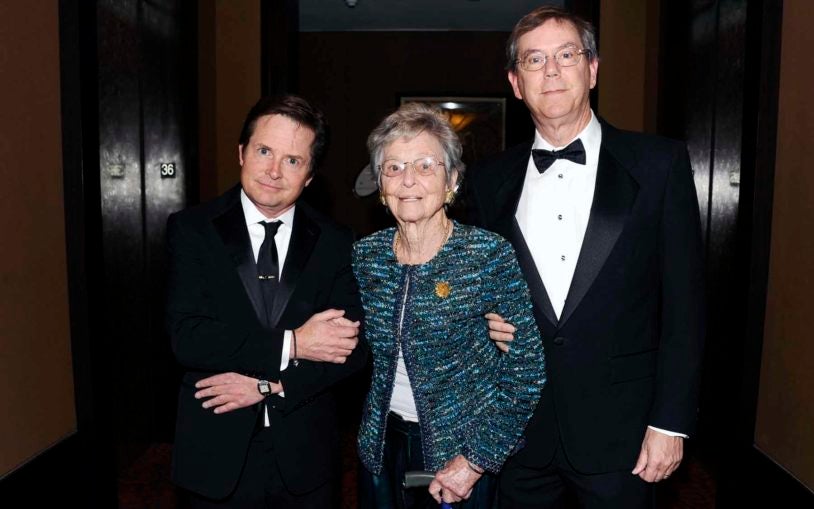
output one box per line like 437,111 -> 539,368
558,174 -> 563,179
557,214 -> 563,220
561,255 -> 566,261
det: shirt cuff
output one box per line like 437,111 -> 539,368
648,425 -> 688,438
277,330 -> 292,399
281,330 -> 292,371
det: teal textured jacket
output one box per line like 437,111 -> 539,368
353,222 -> 546,474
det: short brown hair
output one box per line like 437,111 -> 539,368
506,6 -> 598,72
238,94 -> 328,175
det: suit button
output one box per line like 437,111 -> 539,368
553,337 -> 565,346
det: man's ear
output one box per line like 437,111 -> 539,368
238,144 -> 245,166
508,70 -> 523,100
588,58 -> 599,90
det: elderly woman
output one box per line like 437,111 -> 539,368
353,102 -> 546,509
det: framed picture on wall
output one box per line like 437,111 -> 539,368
352,96 -> 506,199
400,96 -> 506,164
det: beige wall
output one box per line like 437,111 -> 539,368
199,0 -> 261,201
754,0 -> 814,491
598,0 -> 660,133
0,2 -> 76,477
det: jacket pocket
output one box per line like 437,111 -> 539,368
609,349 -> 657,384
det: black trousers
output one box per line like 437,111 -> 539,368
186,427 -> 336,509
498,441 -> 654,509
358,412 -> 497,509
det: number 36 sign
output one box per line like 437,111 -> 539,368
160,162 -> 176,178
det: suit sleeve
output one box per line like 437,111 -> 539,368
275,228 -> 369,415
461,241 -> 546,473
649,144 -> 706,435
166,212 -> 284,380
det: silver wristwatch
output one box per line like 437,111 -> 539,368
257,379 -> 272,396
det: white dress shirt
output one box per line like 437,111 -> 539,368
241,190 -> 294,425
516,111 -> 601,319
515,112 -> 686,439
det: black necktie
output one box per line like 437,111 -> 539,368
532,138 -> 586,173
257,221 -> 282,324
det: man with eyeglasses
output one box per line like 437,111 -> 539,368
466,6 -> 705,508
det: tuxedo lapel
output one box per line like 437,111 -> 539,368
211,193 -> 267,325
558,134 -> 639,328
509,219 -> 558,327
490,143 -> 558,328
268,205 -> 320,328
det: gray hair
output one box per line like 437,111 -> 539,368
505,6 -> 598,72
367,102 -> 465,194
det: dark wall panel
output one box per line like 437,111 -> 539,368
97,2 -> 147,459
140,0 -> 196,442
297,31 -> 532,236
658,0 -> 813,504
96,0 -> 194,466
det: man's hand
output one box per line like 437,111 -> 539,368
194,372 -> 282,414
631,427 -> 684,482
429,455 -> 482,504
485,312 -> 516,353
294,309 -> 360,364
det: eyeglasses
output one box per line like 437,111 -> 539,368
378,157 -> 445,177
516,46 -> 592,72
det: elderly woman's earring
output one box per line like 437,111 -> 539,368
445,189 -> 455,205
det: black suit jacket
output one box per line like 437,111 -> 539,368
166,185 -> 368,498
466,120 -> 705,474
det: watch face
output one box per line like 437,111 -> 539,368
258,381 -> 271,395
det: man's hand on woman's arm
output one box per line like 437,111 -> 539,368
485,312 -> 516,353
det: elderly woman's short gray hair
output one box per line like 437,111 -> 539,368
367,102 -> 465,193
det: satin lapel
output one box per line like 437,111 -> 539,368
268,206 -> 320,328
211,198 -> 266,324
558,142 -> 639,328
493,144 -> 558,327
509,219 -> 558,327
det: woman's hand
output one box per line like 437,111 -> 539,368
429,455 -> 482,504
194,372 -> 282,414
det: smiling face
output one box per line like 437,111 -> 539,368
239,114 -> 315,218
379,132 -> 455,226
508,19 -> 598,133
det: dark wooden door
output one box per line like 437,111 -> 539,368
660,0 -> 812,505
95,0 -> 197,466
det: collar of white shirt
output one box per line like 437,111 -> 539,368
532,110 -> 602,168
240,189 -> 296,228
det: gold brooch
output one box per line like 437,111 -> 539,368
435,281 -> 451,298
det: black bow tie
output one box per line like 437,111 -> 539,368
532,139 -> 586,173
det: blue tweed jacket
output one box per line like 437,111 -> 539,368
353,222 -> 546,474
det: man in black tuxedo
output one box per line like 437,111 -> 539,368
166,95 -> 367,508
466,7 -> 705,508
